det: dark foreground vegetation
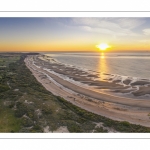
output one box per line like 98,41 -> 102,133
0,53 -> 150,133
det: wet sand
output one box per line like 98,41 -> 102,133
25,55 -> 150,127
35,55 -> 150,97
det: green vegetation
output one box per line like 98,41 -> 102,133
0,53 -> 150,133
0,100 -> 21,132
0,53 -> 21,132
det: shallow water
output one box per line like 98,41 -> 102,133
40,52 -> 150,99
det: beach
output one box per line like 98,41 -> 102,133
25,55 -> 150,127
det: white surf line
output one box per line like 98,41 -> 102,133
43,68 -> 92,89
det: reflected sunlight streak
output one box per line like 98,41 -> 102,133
100,52 -> 105,59
98,53 -> 109,78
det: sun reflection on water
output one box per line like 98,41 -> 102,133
100,52 -> 105,59
98,53 -> 109,79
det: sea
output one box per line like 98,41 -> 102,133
44,52 -> 150,79
42,52 -> 150,99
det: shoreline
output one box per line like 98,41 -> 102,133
40,54 -> 150,98
25,55 -> 150,127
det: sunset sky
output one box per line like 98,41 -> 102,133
1,17 -> 150,52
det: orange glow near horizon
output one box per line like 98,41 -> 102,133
1,40 -> 150,52
1,42 -> 150,52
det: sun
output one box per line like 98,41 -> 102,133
96,43 -> 110,51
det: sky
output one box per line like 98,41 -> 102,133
1,17 -> 150,52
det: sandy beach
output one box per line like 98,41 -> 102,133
25,55 -> 150,127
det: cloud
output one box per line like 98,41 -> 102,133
139,39 -> 150,43
42,18 -> 147,43
71,18 -> 120,30
114,18 -> 145,29
143,28 -> 150,35
70,18 -> 144,39
81,25 -> 114,34
74,18 -> 145,30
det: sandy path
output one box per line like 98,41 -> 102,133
25,56 -> 150,127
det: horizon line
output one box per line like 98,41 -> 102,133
0,50 -> 150,53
